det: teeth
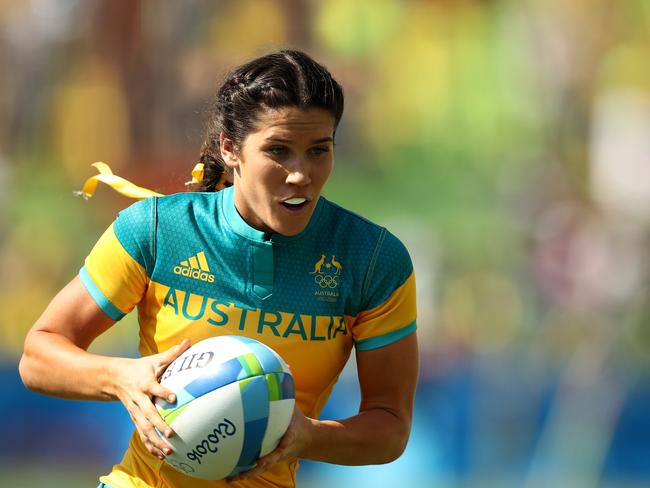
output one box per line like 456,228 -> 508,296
284,197 -> 307,205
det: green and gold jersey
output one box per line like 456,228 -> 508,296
81,186 -> 417,488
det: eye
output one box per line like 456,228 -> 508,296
266,146 -> 288,156
309,146 -> 330,157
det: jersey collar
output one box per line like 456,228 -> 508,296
220,186 -> 324,243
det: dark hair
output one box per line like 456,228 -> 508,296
196,49 -> 344,192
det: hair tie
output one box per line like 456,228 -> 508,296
184,163 -> 205,186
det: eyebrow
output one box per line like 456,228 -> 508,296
266,137 -> 333,144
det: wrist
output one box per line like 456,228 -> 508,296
102,356 -> 129,401
298,416 -> 343,461
300,416 -> 319,456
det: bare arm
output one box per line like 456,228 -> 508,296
302,331 -> 419,464
20,276 -> 120,399
234,331 -> 419,480
19,275 -> 190,459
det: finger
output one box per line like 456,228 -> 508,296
141,414 -> 174,454
148,381 -> 177,405
154,339 -> 192,374
140,431 -> 169,460
138,393 -> 175,440
275,430 -> 293,451
230,462 -> 268,482
162,339 -> 192,363
231,450 -> 282,481
128,407 -> 170,460
256,451 -> 282,471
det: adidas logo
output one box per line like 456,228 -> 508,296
173,251 -> 215,283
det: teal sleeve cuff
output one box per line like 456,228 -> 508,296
354,320 -> 417,351
79,266 -> 126,321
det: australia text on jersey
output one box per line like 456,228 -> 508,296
173,251 -> 216,283
163,287 -> 349,342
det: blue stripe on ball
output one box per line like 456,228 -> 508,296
228,335 -> 284,374
183,357 -> 244,400
246,342 -> 283,373
239,375 -> 270,421
281,372 -> 295,400
231,417 -> 268,476
230,375 -> 270,476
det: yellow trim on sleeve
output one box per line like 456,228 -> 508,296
353,272 -> 417,342
84,224 -> 148,314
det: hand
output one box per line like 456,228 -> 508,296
229,404 -> 314,482
113,339 -> 191,460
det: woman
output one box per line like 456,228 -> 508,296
19,50 -> 418,488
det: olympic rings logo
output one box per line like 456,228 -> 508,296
315,274 -> 339,288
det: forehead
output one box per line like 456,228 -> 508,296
249,106 -> 335,139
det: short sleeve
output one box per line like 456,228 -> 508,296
352,229 -> 417,351
79,197 -> 157,320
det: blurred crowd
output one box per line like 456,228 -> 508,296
0,1 -> 648,487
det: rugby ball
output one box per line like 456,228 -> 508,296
155,335 -> 295,480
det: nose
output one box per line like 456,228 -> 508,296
285,158 -> 311,186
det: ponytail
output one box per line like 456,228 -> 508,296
192,116 -> 231,192
76,49 -> 342,200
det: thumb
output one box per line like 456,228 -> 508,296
155,339 -> 191,370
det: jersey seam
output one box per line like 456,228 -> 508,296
150,197 -> 158,277
361,227 -> 387,310
324,198 -> 385,230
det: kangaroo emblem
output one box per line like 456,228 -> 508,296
310,254 -> 326,274
331,255 -> 343,275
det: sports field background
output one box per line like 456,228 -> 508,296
1,1 -> 649,487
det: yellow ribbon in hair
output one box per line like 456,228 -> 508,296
75,161 -> 227,200
185,162 -> 230,190
184,163 -> 205,186
74,162 -> 163,200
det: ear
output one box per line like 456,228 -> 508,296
219,132 -> 240,169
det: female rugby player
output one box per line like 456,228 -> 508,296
19,50 -> 419,488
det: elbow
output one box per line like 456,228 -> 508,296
383,431 -> 409,464
19,353 -> 38,391
377,419 -> 411,464
19,338 -> 42,392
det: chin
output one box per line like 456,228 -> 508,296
275,226 -> 306,237
273,220 -> 309,237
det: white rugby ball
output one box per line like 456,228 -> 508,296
155,335 -> 295,480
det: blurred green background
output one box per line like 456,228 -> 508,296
1,0 -> 649,487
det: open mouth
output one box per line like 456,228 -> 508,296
281,197 -> 309,211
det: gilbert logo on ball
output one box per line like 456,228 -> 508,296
155,336 -> 295,480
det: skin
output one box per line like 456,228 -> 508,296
220,106 -> 335,238
19,105 -> 419,480
231,332 -> 419,481
18,276 -> 189,460
222,106 -> 419,479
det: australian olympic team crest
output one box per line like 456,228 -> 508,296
310,254 -> 342,302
